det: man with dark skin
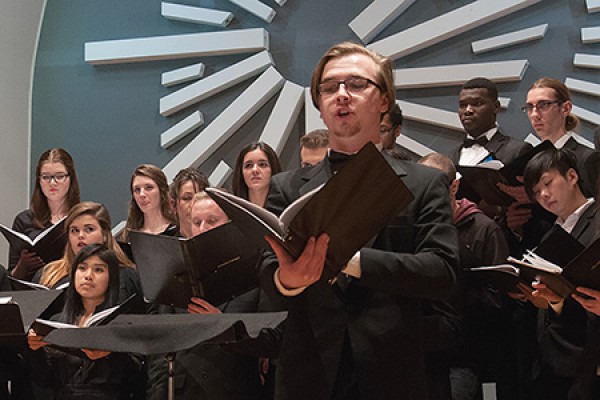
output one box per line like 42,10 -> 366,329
449,77 -> 531,168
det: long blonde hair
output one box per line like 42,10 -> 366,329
39,202 -> 133,288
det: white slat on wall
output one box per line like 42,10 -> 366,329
160,51 -> 273,116
259,81 -> 304,154
394,60 -> 528,89
162,67 -> 284,181
161,2 -> 233,27
85,28 -> 268,64
348,0 -> 416,44
368,0 -> 542,60
472,24 -> 547,54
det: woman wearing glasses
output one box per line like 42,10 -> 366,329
232,142 -> 282,207
523,77 -> 599,197
8,148 -> 80,280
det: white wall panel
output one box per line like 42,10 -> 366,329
574,53 -> 600,69
227,0 -> 275,23
259,81 -> 304,154
471,24 -> 547,54
368,0 -> 541,60
85,28 -> 268,64
397,100 -> 464,131
582,26 -> 600,43
162,63 -> 205,87
162,67 -> 284,181
208,161 -> 233,187
304,88 -> 326,133
160,111 -> 204,148
161,2 -> 233,27
348,0 -> 416,44
394,60 -> 528,89
160,51 -> 273,116
565,77 -> 600,97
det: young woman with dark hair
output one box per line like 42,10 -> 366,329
232,142 -> 281,207
28,244 -> 143,400
9,148 -> 80,280
120,164 -> 176,243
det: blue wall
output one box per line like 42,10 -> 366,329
32,0 -> 599,223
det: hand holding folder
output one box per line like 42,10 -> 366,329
207,142 -> 414,282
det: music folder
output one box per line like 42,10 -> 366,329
207,142 -> 414,282
129,222 -> 261,309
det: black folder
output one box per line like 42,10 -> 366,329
43,312 -> 288,355
0,290 -> 64,351
207,142 -> 414,281
457,140 -> 554,206
0,218 -> 67,265
129,222 -> 260,309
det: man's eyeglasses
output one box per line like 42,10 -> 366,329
318,77 -> 381,95
39,173 -> 70,183
520,100 -> 563,114
379,126 -> 395,134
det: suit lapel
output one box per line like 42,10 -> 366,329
570,203 -> 598,244
485,131 -> 506,159
298,161 -> 332,196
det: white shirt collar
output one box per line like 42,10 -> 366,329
465,124 -> 499,141
553,132 -> 573,149
557,198 -> 595,234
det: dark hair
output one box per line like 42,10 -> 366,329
461,77 -> 499,101
523,148 -> 581,200
529,77 -> 579,131
310,41 -> 395,113
31,148 -> 80,228
386,103 -> 403,128
169,167 -> 210,201
300,129 -> 329,149
418,152 -> 456,182
122,164 -> 174,242
232,142 -> 281,200
61,244 -> 121,325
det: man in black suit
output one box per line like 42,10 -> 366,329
522,148 -> 599,400
379,103 -> 420,161
260,42 -> 459,399
449,77 -> 531,168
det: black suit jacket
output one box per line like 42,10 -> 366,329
563,137 -> 600,198
260,153 -> 460,400
448,130 -> 532,166
535,203 -> 600,381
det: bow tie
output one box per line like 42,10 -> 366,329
463,136 -> 488,148
328,150 -> 356,173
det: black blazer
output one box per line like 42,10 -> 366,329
260,153 -> 460,400
563,137 -> 600,198
448,130 -> 532,166
535,203 -> 600,380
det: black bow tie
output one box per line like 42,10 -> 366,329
463,136 -> 488,148
328,150 -> 356,173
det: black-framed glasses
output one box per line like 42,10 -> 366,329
520,100 -> 563,114
318,77 -> 381,95
39,173 -> 70,183
379,126 -> 394,134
